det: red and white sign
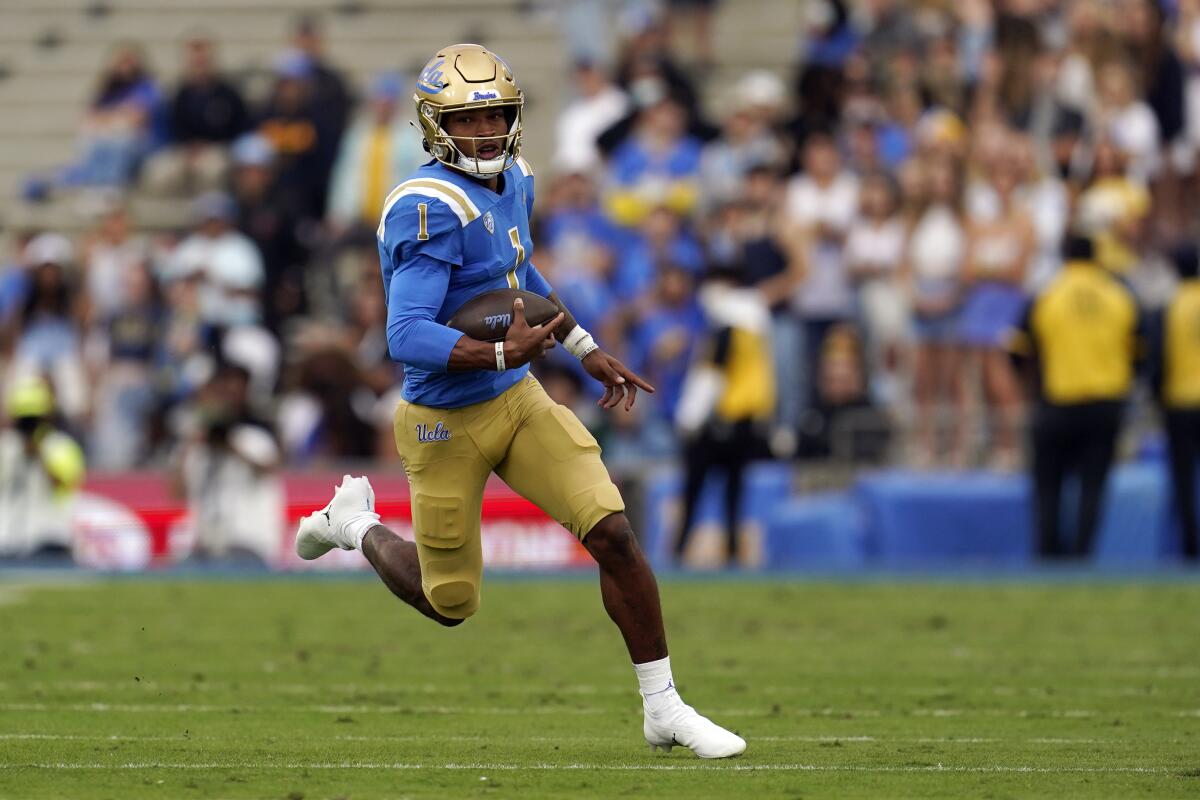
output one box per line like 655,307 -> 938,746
74,472 -> 593,571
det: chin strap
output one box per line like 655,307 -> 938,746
455,152 -> 509,175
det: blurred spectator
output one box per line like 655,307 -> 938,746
960,143 -> 1034,469
142,35 -> 249,196
1151,245 -> 1200,562
554,60 -> 631,174
845,170 -> 907,404
63,44 -> 164,187
1007,133 -> 1069,289
1124,0 -> 1185,162
154,259 -> 217,412
278,347 -> 377,463
0,233 -> 37,330
613,206 -> 704,305
903,156 -> 968,467
291,15 -> 353,150
1076,138 -> 1150,275
170,191 -> 265,328
799,323 -> 889,461
230,134 -> 308,332
537,173 -> 621,388
614,12 -> 700,118
1010,235 -> 1143,559
627,264 -> 705,423
3,234 -> 89,427
0,376 -> 85,560
674,265 -> 774,566
800,0 -> 858,69
605,93 -> 704,226
327,73 -> 426,233
1092,59 -> 1161,182
257,50 -> 338,221
784,131 -> 859,405
87,262 -> 163,468
79,196 -> 150,324
174,363 -> 282,565
726,166 -> 805,451
698,71 -> 787,209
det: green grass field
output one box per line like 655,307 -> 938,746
1,575 -> 1199,799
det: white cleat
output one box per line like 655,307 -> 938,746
294,475 -> 377,560
643,688 -> 746,759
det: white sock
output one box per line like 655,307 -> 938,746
342,512 -> 381,551
634,656 -> 679,713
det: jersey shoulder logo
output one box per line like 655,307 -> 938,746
483,211 -> 495,234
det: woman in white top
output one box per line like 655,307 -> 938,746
845,171 -> 908,403
961,147 -> 1035,470
901,156 -> 969,466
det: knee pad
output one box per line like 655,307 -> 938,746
412,493 -> 481,619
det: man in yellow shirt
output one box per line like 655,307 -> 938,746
1009,235 -> 1143,558
1151,245 -> 1200,562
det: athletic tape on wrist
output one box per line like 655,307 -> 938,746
563,325 -> 598,360
495,341 -> 506,371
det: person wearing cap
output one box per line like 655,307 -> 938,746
327,72 -> 427,234
1008,234 -> 1145,558
0,376 -> 85,560
256,49 -> 336,220
290,15 -> 353,147
169,191 -> 264,328
1149,245 -> 1200,562
142,35 -> 249,196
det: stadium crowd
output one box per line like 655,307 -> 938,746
2,0 -> 1200,562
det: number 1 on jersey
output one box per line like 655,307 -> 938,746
506,226 -> 524,289
417,203 -> 429,241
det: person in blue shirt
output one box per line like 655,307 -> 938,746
293,44 -> 744,759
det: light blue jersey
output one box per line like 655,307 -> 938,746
377,157 -> 555,408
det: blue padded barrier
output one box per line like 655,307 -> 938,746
763,494 -> 867,569
1092,462 -> 1173,563
854,471 -> 1034,564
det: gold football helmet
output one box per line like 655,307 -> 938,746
413,43 -> 524,177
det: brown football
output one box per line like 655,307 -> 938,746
446,288 -> 560,343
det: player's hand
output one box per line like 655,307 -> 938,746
503,297 -> 563,368
582,349 -> 656,411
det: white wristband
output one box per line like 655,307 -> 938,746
563,325 -> 599,360
494,341 -> 506,371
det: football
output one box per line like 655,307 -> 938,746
446,288 -> 561,343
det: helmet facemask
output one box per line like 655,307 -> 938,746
419,98 -> 523,177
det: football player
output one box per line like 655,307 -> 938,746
295,44 -> 745,758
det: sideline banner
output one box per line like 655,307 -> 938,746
73,472 -> 592,571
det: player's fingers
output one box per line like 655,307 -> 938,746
621,367 -> 656,393
598,384 -> 614,408
511,297 -> 527,325
541,312 -> 566,334
602,360 -> 625,385
603,381 -> 625,409
624,383 -> 638,411
542,334 -> 557,350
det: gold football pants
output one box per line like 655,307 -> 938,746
393,374 -> 624,619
